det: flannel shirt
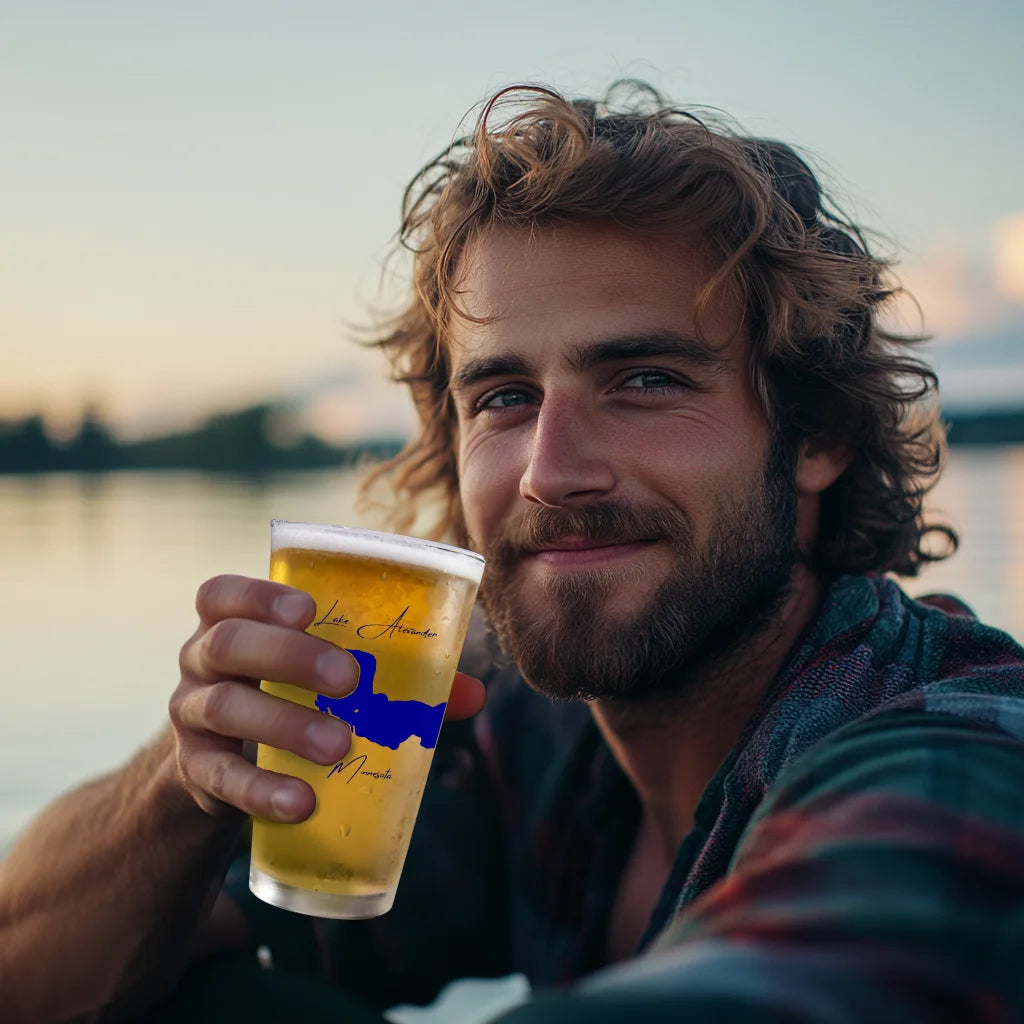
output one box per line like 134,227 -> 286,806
224,573 -> 1024,1022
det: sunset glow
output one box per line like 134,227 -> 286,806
4,1 -> 1023,432
995,213 -> 1024,304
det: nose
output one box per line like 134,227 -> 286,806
519,396 -> 616,508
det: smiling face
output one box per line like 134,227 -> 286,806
448,221 -> 805,701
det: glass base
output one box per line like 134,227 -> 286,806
249,866 -> 396,919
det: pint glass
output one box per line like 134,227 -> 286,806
249,520 -> 485,919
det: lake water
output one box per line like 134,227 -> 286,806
2,450 -> 1023,855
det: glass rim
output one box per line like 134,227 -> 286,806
270,519 -> 485,581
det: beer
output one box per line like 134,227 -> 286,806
249,521 -> 484,919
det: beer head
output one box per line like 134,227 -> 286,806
270,520 -> 485,585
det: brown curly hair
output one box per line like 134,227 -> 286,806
363,81 -> 955,577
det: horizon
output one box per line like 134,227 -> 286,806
4,1 -> 1023,440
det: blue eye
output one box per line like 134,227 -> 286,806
621,371 -> 677,390
480,388 -> 533,410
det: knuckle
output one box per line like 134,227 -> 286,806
194,575 -> 227,616
174,738 -> 243,816
167,686 -> 187,727
178,632 -> 200,676
201,619 -> 239,671
200,680 -> 236,731
175,743 -> 199,791
237,771 -> 262,813
206,757 -> 229,803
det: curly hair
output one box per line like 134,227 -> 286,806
363,81 -> 955,577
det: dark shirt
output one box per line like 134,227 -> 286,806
225,574 -> 1024,1020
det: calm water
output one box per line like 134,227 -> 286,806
2,451 -> 1023,854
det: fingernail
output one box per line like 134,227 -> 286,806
316,648 -> 357,693
308,716 -> 350,761
273,592 -> 311,627
269,786 -> 307,821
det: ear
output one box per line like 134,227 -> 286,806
795,439 -> 852,496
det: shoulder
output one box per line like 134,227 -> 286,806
760,573 -> 1024,823
752,704 -> 1024,834
753,574 -> 1024,765
864,578 -> 1024,735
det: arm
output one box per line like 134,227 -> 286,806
0,573 -> 485,1023
0,732 -> 243,1023
0,575 -> 361,1023
494,709 -> 1024,1022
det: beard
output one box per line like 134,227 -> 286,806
476,438 -> 799,703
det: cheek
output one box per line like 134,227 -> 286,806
457,436 -> 521,543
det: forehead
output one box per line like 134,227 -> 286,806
446,221 -> 745,366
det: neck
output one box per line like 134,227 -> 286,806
590,563 -> 827,861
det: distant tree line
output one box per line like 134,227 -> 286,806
944,410 -> 1024,446
0,404 -> 402,475
1,402 -> 1022,476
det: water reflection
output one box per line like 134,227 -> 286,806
907,447 -> 1024,631
1,452 -> 1021,853
0,471 -> 367,853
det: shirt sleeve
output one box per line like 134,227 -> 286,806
493,708 -> 1024,1022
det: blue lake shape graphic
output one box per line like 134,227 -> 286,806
314,648 -> 446,751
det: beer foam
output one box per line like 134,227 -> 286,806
270,520 -> 485,583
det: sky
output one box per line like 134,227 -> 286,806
3,0 -> 1023,441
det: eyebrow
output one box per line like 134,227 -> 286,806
450,353 -> 534,393
565,330 -> 729,373
450,330 -> 729,393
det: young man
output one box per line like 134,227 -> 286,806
3,84 -> 1024,1022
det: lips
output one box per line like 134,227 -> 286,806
483,502 -> 688,575
527,536 -> 657,568
533,534 -> 613,551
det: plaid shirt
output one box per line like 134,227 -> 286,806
226,574 -> 1024,1021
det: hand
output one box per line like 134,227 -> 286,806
171,575 -> 485,823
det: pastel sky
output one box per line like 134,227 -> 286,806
4,0 -> 1023,440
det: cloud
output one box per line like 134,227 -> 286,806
888,223 -> 1024,341
883,220 -> 1024,410
892,244 -> 977,336
299,383 -> 416,444
994,213 -> 1024,305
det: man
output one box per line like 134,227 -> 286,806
3,83 -> 1024,1022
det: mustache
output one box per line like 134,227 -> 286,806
481,502 -> 693,563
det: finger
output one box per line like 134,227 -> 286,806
173,680 -> 352,765
195,574 -> 317,630
182,618 -> 359,696
444,672 -> 486,721
183,747 -> 317,822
